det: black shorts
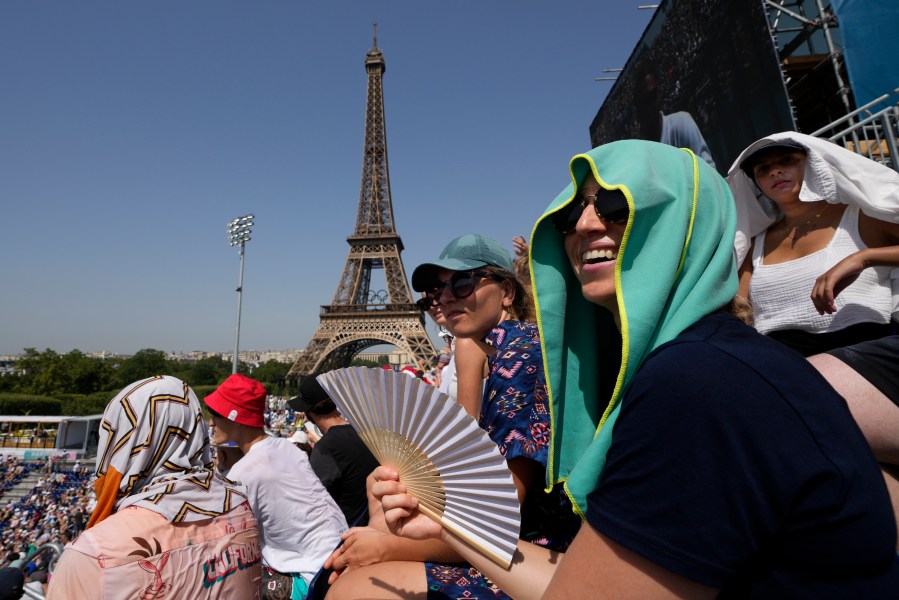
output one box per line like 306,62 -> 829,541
827,336 -> 899,406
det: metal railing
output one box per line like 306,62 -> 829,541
19,542 -> 64,599
811,88 -> 899,173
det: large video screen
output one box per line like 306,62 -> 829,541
589,0 -> 795,173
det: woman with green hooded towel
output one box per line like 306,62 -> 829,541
371,140 -> 898,598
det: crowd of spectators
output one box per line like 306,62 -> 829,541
589,0 -> 788,171
262,364 -> 449,443
0,455 -> 95,580
0,459 -> 32,499
263,394 -> 297,438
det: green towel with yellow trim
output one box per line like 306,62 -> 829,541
530,140 -> 737,516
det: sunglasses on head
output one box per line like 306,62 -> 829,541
552,187 -> 630,235
421,270 -> 498,305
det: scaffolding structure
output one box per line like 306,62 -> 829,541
764,0 -> 852,132
766,0 -> 899,171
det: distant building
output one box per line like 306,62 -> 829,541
0,356 -> 22,376
356,350 -> 414,367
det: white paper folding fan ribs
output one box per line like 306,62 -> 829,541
316,366 -> 521,568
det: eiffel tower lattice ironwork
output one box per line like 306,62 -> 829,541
288,30 -> 436,378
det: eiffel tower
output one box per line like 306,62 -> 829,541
287,28 -> 436,378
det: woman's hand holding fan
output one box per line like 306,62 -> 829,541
370,465 -> 447,541
316,366 -> 521,568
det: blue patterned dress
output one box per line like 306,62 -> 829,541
424,320 -> 580,599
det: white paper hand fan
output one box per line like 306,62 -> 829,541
316,366 -> 521,568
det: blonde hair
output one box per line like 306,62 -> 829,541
728,294 -> 754,327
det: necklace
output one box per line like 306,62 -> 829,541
778,203 -> 830,240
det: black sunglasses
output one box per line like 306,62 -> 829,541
415,296 -> 436,311
421,270 -> 497,305
552,188 -> 630,235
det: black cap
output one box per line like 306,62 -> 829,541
0,568 -> 24,600
739,140 -> 807,178
288,376 -> 332,413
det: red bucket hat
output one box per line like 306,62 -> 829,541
204,373 -> 267,428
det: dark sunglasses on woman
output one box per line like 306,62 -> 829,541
553,187 -> 630,235
418,270 -> 498,308
415,296 -> 437,311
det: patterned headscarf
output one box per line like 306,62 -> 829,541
87,375 -> 247,528
530,141 -> 737,515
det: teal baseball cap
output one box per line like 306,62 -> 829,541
412,234 -> 514,292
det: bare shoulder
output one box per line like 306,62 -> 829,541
858,210 -> 899,247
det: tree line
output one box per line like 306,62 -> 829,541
0,348 -> 389,416
0,348 -> 294,416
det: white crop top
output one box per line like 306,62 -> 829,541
749,204 -> 893,335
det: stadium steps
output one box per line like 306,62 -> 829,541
4,472 -> 42,502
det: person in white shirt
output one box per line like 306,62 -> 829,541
205,373 -> 347,600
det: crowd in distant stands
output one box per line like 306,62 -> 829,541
261,367 -> 443,441
263,395 -> 300,438
0,456 -> 94,577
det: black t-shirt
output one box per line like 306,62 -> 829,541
586,312 -> 899,597
310,424 -> 379,526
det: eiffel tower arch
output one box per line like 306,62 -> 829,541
288,29 -> 436,378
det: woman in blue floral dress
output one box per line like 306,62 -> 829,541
326,234 -> 579,600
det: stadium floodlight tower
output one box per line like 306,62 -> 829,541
227,214 -> 255,374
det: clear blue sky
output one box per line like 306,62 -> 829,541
1,1 -> 653,356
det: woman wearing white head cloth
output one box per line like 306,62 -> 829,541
48,375 -> 262,600
728,133 -> 899,537
727,131 -> 899,356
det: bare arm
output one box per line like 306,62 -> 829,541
812,213 -> 899,315
453,336 -> 487,419
324,526 -> 463,583
736,242 -> 754,302
811,245 -> 899,314
731,248 -> 756,326
543,520 -> 718,600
